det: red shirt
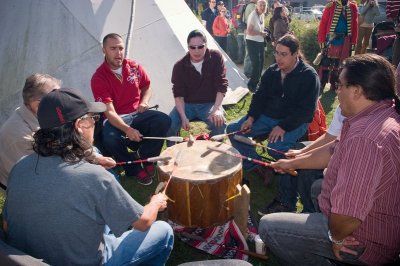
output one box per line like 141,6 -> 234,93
91,59 -> 150,115
386,0 -> 400,20
319,101 -> 400,265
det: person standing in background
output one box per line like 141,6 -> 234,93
355,0 -> 380,54
213,6 -> 231,51
202,0 -> 218,35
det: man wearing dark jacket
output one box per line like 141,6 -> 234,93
227,34 -> 319,179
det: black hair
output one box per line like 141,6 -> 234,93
342,54 -> 400,113
33,121 -> 93,163
102,33 -> 123,46
187,29 -> 207,44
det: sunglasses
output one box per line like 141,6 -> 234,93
80,114 -> 101,122
188,44 -> 205,50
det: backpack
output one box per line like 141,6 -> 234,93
232,3 -> 247,30
307,99 -> 327,141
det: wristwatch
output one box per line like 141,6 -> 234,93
328,230 -> 343,245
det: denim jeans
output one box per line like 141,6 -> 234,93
227,114 -> 308,170
236,33 -> 245,64
246,39 -> 265,91
259,212 -> 365,266
278,169 -> 324,212
244,45 -> 253,78
102,110 -> 171,176
167,102 -> 226,143
103,221 -> 174,266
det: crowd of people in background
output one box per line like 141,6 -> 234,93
0,0 -> 399,265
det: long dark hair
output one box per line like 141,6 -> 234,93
33,122 -> 93,163
342,54 -> 400,114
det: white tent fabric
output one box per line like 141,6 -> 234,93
0,0 -> 248,126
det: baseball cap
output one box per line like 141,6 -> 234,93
217,1 -> 224,5
37,88 -> 106,129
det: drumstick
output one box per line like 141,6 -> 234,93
209,130 -> 241,141
233,135 -> 287,156
115,156 -> 172,165
142,136 -> 184,142
207,146 -> 298,177
179,232 -> 268,260
162,150 -> 183,194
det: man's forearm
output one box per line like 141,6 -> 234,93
211,92 -> 225,113
301,133 -> 337,154
291,141 -> 333,169
174,97 -> 187,120
140,86 -> 152,105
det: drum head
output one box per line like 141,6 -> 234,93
157,140 -> 242,183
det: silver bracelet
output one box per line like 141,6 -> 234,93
328,230 -> 343,245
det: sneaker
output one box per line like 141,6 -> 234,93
145,164 -> 156,177
257,198 -> 291,216
252,165 -> 274,186
136,170 -> 153,186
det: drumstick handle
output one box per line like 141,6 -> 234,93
207,146 -> 298,176
240,249 -> 269,260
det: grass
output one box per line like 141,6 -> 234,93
0,88 -> 338,266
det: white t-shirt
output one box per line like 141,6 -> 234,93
246,10 -> 265,43
327,106 -> 345,137
191,60 -> 204,74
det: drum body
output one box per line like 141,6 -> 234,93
157,140 -> 242,228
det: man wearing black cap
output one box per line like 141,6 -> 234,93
2,88 -> 174,265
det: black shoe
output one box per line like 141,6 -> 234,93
257,198 -> 290,216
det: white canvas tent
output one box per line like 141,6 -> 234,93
0,0 -> 248,126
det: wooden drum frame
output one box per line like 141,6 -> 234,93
157,140 -> 242,228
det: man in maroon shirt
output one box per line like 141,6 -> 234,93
259,54 -> 400,266
91,33 -> 171,186
167,29 -> 228,143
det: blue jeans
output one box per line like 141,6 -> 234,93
167,102 -> 226,143
227,114 -> 308,170
246,39 -> 265,91
103,221 -> 174,266
279,169 -> 324,212
259,212 -> 364,266
277,142 -> 324,212
102,110 -> 171,176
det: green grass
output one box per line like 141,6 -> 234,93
0,87 -> 338,265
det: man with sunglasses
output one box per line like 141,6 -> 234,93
3,88 -> 174,265
227,34 -> 319,183
167,29 -> 228,142
91,33 -> 171,186
0,74 -> 61,193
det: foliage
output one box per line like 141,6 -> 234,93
290,19 -> 320,65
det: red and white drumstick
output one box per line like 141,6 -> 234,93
116,156 -> 172,165
233,135 -> 287,156
207,146 -> 298,176
209,130 -> 242,141
162,150 -> 183,194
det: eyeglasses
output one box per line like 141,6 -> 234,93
80,114 -> 100,122
188,44 -> 205,50
335,82 -> 349,88
273,51 -> 290,57
221,11 -> 226,13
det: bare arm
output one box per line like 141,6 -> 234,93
271,141 -> 334,173
247,22 -> 266,37
286,132 -> 337,157
174,97 -> 190,131
208,92 -> 225,127
131,193 -> 167,231
137,85 -> 152,113
104,102 -> 142,142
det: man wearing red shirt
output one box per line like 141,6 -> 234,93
91,33 -> 171,186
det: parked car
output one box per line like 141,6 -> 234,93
293,9 -> 322,22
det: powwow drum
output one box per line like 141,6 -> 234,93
157,140 -> 242,228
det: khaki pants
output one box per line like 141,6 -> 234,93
355,26 -> 373,54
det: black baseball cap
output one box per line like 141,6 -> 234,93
37,88 -> 106,129
217,1 -> 224,5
